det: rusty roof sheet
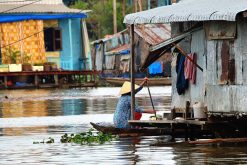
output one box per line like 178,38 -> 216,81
124,0 -> 247,24
135,24 -> 171,46
0,0 -> 82,13
106,44 -> 130,55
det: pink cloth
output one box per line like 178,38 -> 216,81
184,53 -> 197,84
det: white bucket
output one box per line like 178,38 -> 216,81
193,102 -> 207,119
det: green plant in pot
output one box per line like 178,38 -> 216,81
43,62 -> 57,71
5,47 -> 21,64
22,52 -> 32,71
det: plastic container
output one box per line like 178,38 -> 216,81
193,102 -> 207,119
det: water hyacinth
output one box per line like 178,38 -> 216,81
33,129 -> 117,145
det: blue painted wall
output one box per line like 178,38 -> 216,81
59,18 -> 84,70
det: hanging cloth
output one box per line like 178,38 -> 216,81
176,53 -> 188,95
184,53 -> 197,84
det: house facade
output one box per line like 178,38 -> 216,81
0,0 -> 90,71
124,0 -> 247,113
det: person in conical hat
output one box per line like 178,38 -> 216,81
113,77 -> 156,128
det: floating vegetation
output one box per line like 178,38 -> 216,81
33,129 -> 117,145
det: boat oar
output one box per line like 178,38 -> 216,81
146,80 -> 157,118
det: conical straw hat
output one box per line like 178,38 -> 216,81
120,81 -> 140,95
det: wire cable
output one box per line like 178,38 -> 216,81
0,10 -> 85,49
0,0 -> 42,14
0,0 -> 37,3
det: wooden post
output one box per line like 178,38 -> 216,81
34,75 -> 39,87
137,0 -> 142,11
54,75 -> 59,86
113,0 -> 117,34
170,107 -> 176,120
4,76 -> 7,89
147,0 -> 151,9
122,0 -> 126,17
185,101 -> 190,119
130,24 -> 135,120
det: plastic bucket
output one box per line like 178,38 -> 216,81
193,102 -> 207,119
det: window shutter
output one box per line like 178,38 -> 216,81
53,27 -> 62,51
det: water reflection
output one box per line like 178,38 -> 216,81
0,90 -> 170,118
0,87 -> 247,164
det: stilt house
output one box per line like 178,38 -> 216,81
124,0 -> 247,114
0,0 -> 90,71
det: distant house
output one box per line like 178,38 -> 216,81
0,0 -> 91,71
124,0 -> 247,113
91,29 -> 130,77
92,24 -> 172,79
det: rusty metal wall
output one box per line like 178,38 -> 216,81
171,18 -> 247,113
207,18 -> 247,112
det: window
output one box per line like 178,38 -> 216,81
44,27 -> 62,51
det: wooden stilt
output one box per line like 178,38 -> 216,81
185,101 -> 190,119
4,76 -> 7,89
130,24 -> 135,120
34,75 -> 39,87
54,75 -> 59,86
170,107 -> 176,120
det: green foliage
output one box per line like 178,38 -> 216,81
70,0 -> 132,40
33,129 -> 117,145
22,52 -> 31,64
5,47 -> 21,64
4,47 -> 32,64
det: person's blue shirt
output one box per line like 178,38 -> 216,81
113,88 -> 144,128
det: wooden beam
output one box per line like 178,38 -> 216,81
130,24 -> 135,120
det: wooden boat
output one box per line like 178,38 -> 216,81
90,122 -> 168,137
104,77 -> 171,86
188,138 -> 247,145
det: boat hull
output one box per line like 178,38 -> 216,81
90,122 -> 167,137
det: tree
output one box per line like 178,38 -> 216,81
71,0 -> 132,41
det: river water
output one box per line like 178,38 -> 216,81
0,87 -> 247,164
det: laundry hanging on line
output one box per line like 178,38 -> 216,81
184,53 -> 197,84
176,53 -> 188,95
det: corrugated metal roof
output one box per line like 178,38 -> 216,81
0,0 -> 63,4
124,0 -> 247,24
134,24 -> 171,46
106,44 -> 130,55
0,0 -> 82,13
92,29 -> 128,44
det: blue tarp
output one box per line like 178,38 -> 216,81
148,61 -> 163,74
0,13 -> 87,23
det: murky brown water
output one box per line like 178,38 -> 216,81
0,87 -> 247,164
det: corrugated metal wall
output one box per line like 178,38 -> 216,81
171,18 -> 247,113
171,29 -> 206,108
